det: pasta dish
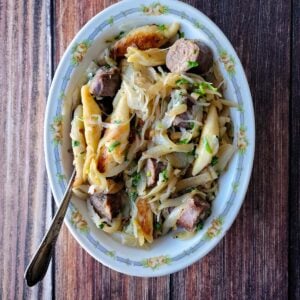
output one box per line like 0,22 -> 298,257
70,22 -> 236,246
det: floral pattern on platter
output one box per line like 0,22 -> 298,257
71,40 -> 91,65
219,50 -> 235,75
232,182 -> 239,193
141,2 -> 169,15
238,125 -> 248,154
107,16 -> 114,26
71,210 -> 89,232
205,217 -> 224,240
193,21 -> 204,29
56,173 -> 66,182
142,255 -> 172,269
106,250 -> 116,258
50,115 -> 63,145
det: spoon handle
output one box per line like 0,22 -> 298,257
24,169 -> 76,287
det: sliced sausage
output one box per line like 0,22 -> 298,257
145,159 -> 165,187
89,66 -> 120,97
89,193 -> 122,222
176,195 -> 211,231
166,39 -> 213,74
172,96 -> 196,129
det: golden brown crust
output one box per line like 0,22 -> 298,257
112,25 -> 167,58
136,199 -> 153,242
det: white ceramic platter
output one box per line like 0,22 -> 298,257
44,0 -> 255,276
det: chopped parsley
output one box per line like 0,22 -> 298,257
98,223 -> 105,229
203,137 -> 213,154
179,138 -> 189,144
194,82 -> 218,96
146,171 -> 152,177
132,172 -> 141,188
154,222 -> 162,231
158,24 -> 167,31
108,141 -> 121,152
72,140 -> 80,147
176,78 -> 190,86
189,122 -> 195,130
156,122 -> 163,130
128,191 -> 138,202
105,31 -> 125,43
196,221 -> 204,232
114,31 -> 125,40
211,156 -> 218,166
113,120 -> 122,124
160,169 -> 169,182
187,61 -> 199,69
187,147 -> 196,157
178,30 -> 185,38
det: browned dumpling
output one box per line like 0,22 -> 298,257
112,23 -> 179,58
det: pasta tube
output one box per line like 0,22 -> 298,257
70,105 -> 86,187
192,105 -> 219,175
81,84 -> 102,181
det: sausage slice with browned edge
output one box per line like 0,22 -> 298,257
166,38 -> 213,74
176,195 -> 211,231
89,193 -> 122,222
145,159 -> 166,187
89,66 -> 121,97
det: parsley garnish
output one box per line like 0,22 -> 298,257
99,223 -> 105,229
178,31 -> 185,38
203,137 -> 213,154
72,140 -> 80,147
187,61 -> 199,69
128,191 -> 138,202
211,156 -> 218,166
176,78 -> 190,86
160,169 -> 168,182
108,141 -> 121,152
114,31 -> 125,41
154,223 -> 162,231
132,172 -> 141,188
187,147 -> 196,157
194,82 -> 218,96
179,138 -> 189,144
158,24 -> 167,31
196,221 -> 204,232
189,122 -> 195,130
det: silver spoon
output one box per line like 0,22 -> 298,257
24,169 -> 76,286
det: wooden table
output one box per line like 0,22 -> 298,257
0,0 -> 299,299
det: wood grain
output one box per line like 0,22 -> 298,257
0,0 -> 53,299
289,0 -> 300,298
0,0 -> 296,299
171,1 -> 290,299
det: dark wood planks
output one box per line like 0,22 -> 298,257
171,0 -> 290,299
289,0 -> 300,298
0,0 -> 294,299
0,0 -> 53,299
52,1 -> 170,299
